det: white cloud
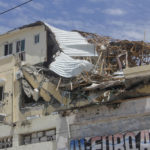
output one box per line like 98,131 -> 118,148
108,20 -> 149,41
11,17 -> 32,27
89,0 -> 105,2
0,1 -> 9,8
124,31 -> 143,40
0,12 -> 35,29
45,18 -> 72,27
45,18 -> 85,29
111,29 -> 144,41
61,11 -> 69,16
29,2 -> 44,10
110,21 -> 123,26
44,18 -> 105,35
52,0 -> 64,5
0,26 -> 11,34
78,7 -> 95,14
103,8 -> 126,16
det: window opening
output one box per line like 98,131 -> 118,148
4,43 -> 13,56
16,40 -> 25,53
34,34 -> 40,44
16,39 -> 25,61
0,87 -> 3,101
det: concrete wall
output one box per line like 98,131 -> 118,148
0,25 -> 47,65
69,97 -> 150,139
12,142 -> 56,150
0,56 -> 15,124
0,97 -> 150,150
1,141 -> 56,150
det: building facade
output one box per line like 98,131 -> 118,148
0,21 -> 150,150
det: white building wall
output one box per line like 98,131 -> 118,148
0,25 -> 47,65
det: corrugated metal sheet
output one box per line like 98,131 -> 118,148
45,23 -> 97,57
49,53 -> 93,78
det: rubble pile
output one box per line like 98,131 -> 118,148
76,30 -> 150,73
21,29 -> 150,110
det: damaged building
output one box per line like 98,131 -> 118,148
0,21 -> 150,150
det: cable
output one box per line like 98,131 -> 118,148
0,0 -> 33,16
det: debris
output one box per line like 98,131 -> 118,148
49,52 -> 94,78
56,78 -> 62,91
22,79 -> 33,98
32,89 -> 40,101
19,23 -> 150,110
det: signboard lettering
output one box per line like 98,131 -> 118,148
70,129 -> 150,150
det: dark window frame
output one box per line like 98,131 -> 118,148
4,43 -> 13,56
34,34 -> 40,44
0,86 -> 4,101
21,40 -> 25,51
16,39 -> 25,53
16,41 -> 21,53
9,43 -> 13,54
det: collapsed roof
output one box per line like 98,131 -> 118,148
6,21 -> 150,110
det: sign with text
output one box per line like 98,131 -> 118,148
70,129 -> 150,150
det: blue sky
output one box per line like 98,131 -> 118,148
0,0 -> 149,41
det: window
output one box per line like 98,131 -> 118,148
34,34 -> 40,44
16,39 -> 25,61
21,129 -> 56,145
21,40 -> 25,51
16,41 -> 21,53
0,137 -> 12,149
4,43 -> 13,56
9,43 -> 13,54
16,39 -> 25,53
0,87 -> 3,101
